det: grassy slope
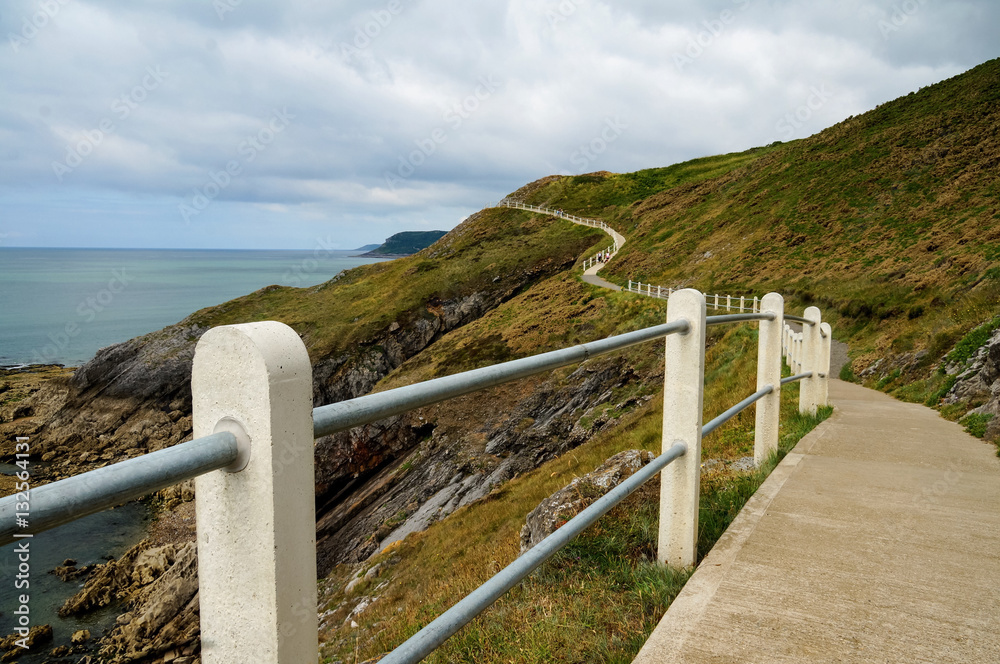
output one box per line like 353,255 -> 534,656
319,324 -> 830,663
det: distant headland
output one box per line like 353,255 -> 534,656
355,230 -> 448,257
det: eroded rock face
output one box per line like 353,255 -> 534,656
0,623 -> 53,660
8,228 -> 625,660
62,540 -> 200,664
14,287 -> 520,490
314,357 -> 652,573
944,327 -> 1000,440
520,449 -> 654,553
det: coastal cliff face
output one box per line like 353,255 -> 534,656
314,356 -> 655,573
16,263 -> 567,475
0,198 -> 626,659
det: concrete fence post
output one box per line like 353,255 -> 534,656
740,296 -> 745,312
659,289 -> 706,568
799,333 -> 805,373
754,293 -> 783,465
794,332 -> 802,373
799,307 -> 822,415
819,322 -> 832,407
192,322 -> 317,664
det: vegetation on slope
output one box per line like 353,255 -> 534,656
518,59 -> 1000,405
310,59 -> 1000,662
319,325 -> 831,663
36,56 -> 992,664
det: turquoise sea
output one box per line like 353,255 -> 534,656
0,248 -> 390,368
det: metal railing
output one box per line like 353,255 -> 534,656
626,281 -> 766,314
583,244 -> 616,270
0,290 -> 833,664
494,198 -> 625,255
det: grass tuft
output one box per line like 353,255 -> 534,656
959,412 -> 993,438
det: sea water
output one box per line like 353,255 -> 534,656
0,498 -> 150,661
0,247 -> 390,657
0,247 -> 389,368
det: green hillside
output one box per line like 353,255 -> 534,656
365,230 -> 449,256
527,58 -> 1000,384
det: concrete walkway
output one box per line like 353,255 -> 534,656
634,379 -> 1000,663
582,262 -> 621,291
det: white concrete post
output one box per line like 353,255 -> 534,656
819,322 -> 832,408
754,293 -> 783,466
192,322 -> 317,664
628,280 -> 632,291
659,289 -> 706,568
714,294 -> 719,309
753,296 -> 759,313
740,296 -> 745,312
799,307 -> 823,415
793,332 -> 802,373
726,295 -> 732,311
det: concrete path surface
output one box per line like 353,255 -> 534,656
582,262 -> 621,291
633,379 -> 1000,663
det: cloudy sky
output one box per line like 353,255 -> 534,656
0,1 -> 996,250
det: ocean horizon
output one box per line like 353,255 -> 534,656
0,247 -> 390,368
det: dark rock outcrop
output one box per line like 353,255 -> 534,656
314,356 -> 654,573
520,449 -> 653,553
62,540 -> 200,664
0,624 -> 53,660
944,327 -> 1000,440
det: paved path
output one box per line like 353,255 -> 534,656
582,262 -> 621,291
634,379 -> 1000,663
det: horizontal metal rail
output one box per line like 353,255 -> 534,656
376,442 -> 688,664
313,320 -> 689,438
781,372 -> 813,386
702,385 -> 773,436
706,313 -> 775,326
0,432 -> 238,546
783,314 -> 815,325
381,381 -> 779,663
315,314 -> 778,438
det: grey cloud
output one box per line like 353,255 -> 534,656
0,0 -> 995,248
